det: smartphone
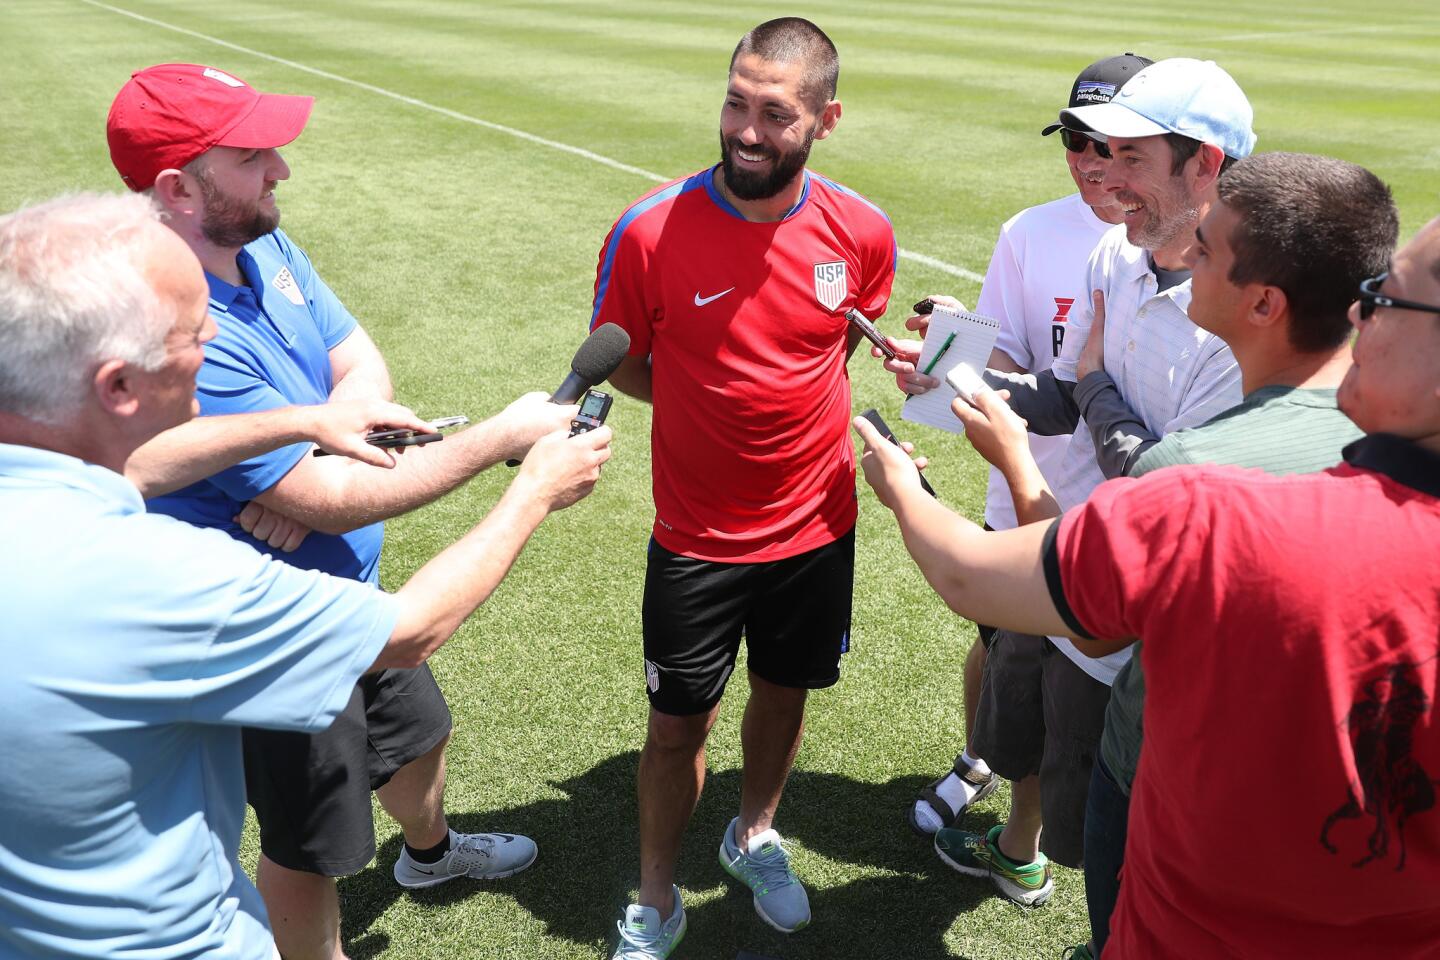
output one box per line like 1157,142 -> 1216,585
945,362 -> 991,406
313,415 -> 468,457
912,297 -> 935,315
845,308 -> 898,361
859,408 -> 937,497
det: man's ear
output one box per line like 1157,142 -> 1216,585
1192,143 -> 1227,193
93,359 -> 141,418
814,99 -> 842,141
1246,283 -> 1289,332
151,168 -> 199,219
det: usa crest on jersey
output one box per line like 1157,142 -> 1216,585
813,260 -> 848,311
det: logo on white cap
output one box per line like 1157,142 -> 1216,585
202,68 -> 245,88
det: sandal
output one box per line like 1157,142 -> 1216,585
907,753 -> 1000,836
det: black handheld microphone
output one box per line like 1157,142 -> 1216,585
506,323 -> 631,466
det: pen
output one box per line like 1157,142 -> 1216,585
921,332 -> 956,376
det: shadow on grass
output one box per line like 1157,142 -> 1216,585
339,751 -> 999,959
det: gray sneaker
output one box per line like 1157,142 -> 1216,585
392,829 -> 537,889
718,817 -> 811,933
611,885 -> 686,960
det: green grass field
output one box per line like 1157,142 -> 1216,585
3,1 -> 1437,956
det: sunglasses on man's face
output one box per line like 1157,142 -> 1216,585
1356,272 -> 1440,321
1059,128 -> 1112,160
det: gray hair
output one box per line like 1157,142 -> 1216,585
0,192 -> 172,423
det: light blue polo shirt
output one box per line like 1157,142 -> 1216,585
147,229 -> 384,583
0,443 -> 398,959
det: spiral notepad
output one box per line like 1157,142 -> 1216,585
900,305 -> 1001,434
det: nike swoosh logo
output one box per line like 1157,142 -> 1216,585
412,866 -> 435,875
694,287 -> 735,307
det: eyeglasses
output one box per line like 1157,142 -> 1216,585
1058,128 -> 1112,160
1356,272 -> 1440,321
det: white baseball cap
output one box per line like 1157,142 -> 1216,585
1060,57 -> 1257,159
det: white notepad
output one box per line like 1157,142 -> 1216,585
901,305 -> 1001,434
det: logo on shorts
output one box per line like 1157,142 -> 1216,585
645,659 -> 660,693
272,267 -> 305,306
814,260 -> 848,311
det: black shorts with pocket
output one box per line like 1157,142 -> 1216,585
242,664 -> 453,876
641,529 -> 855,716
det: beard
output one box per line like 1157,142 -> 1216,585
196,170 -> 280,248
719,128 -> 814,201
1125,183 -> 1199,252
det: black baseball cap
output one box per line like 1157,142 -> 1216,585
1041,53 -> 1153,136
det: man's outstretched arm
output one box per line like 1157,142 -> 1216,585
377,425 -> 612,669
250,391 -> 576,535
126,399 -> 433,499
851,415 -> 1130,659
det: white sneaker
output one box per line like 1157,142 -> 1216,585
612,885 -> 686,959
392,828 -> 537,888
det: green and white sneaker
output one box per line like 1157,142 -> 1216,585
934,823 -> 1053,906
612,885 -> 686,960
719,817 -> 811,933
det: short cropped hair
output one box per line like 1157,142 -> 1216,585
730,18 -> 839,112
1217,152 -> 1398,353
1165,133 -> 1239,177
0,193 -> 171,423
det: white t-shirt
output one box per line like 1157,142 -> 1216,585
976,192 -> 1116,530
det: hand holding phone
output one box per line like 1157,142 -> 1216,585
858,408 -> 937,497
945,363 -> 991,406
846,308 -> 898,361
312,415 -> 468,457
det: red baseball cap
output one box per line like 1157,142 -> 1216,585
107,63 -> 313,191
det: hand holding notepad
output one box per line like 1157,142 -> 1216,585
900,304 -> 1001,434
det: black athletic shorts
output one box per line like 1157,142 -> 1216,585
243,664 -> 453,876
641,529 -> 855,716
969,629 -> 1111,868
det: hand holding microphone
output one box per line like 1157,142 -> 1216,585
505,323 -> 631,466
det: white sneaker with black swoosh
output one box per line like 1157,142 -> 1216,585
392,828 -> 538,888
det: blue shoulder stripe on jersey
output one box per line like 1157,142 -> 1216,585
810,173 -> 898,272
590,170 -> 712,330
702,167 -> 813,222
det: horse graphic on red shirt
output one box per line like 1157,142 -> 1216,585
1320,658 -> 1438,871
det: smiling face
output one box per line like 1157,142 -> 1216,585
1337,218 -> 1440,443
1062,131 -> 1118,218
719,53 -> 836,203
192,145 -> 290,248
1102,135 -> 1201,252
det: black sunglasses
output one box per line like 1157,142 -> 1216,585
1357,272 -> 1440,321
1058,128 -> 1112,160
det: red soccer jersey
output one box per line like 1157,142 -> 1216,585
591,166 -> 896,562
1046,435 -> 1440,958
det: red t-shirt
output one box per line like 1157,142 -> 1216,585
591,166 -> 896,562
1047,436 -> 1440,958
